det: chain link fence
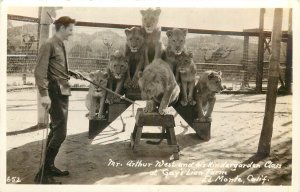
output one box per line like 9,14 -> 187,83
7,16 -> 39,87
7,14 -> 289,92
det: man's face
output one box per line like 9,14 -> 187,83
60,24 -> 74,41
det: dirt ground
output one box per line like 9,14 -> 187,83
6,89 -> 292,185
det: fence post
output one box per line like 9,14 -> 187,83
241,35 -> 249,89
285,8 -> 292,94
256,8 -> 265,93
257,8 -> 283,156
36,7 -> 55,127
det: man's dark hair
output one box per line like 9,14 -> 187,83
53,16 -> 76,31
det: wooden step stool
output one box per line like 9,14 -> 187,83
130,108 -> 180,160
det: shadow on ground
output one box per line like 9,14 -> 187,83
6,127 -> 207,184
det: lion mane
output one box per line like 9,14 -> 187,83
138,58 -> 180,115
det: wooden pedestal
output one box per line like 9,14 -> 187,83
124,88 -> 141,100
193,120 -> 211,141
130,108 -> 180,160
88,118 -> 110,139
108,101 -> 130,122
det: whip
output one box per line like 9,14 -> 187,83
37,111 -> 49,184
69,70 -> 139,106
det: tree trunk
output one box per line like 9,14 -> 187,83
257,8 -> 283,156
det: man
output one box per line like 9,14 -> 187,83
34,16 -> 82,184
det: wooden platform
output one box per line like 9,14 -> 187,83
88,118 -> 110,139
87,89 -> 213,141
88,101 -> 130,138
130,108 -> 180,160
108,101 -> 130,122
124,88 -> 141,100
193,120 -> 211,141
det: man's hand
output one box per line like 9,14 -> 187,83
41,96 -> 51,111
69,70 -> 84,80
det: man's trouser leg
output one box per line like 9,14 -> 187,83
35,90 -> 69,183
47,90 -> 69,176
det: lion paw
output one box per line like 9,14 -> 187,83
132,82 -> 139,89
88,115 -> 96,120
124,80 -> 132,88
131,78 -> 139,88
143,107 -> 153,113
159,108 -> 168,115
144,101 -> 155,113
188,99 -> 196,106
106,98 -> 114,105
180,99 -> 188,106
106,93 -> 113,103
97,114 -> 106,119
113,96 -> 121,103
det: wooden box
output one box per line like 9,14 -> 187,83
88,118 -> 109,139
108,102 -> 130,122
192,120 -> 211,141
124,88 -> 141,100
135,108 -> 175,127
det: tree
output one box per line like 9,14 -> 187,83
203,46 -> 235,63
257,8 -> 283,157
102,38 -> 113,58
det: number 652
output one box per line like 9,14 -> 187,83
7,176 -> 21,183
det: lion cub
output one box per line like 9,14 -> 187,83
163,28 -> 188,73
124,27 -> 145,88
194,71 -> 223,122
106,50 -> 129,104
85,70 -> 109,120
138,59 -> 180,115
176,51 -> 197,106
140,7 -> 162,65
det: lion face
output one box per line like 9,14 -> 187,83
140,8 -> 161,33
138,71 -> 164,100
89,70 -> 109,96
109,51 -> 128,79
177,51 -> 193,74
125,27 -> 145,53
140,82 -> 164,100
166,28 -> 188,55
206,71 -> 224,93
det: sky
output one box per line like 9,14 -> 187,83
7,7 -> 290,32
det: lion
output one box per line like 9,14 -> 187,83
140,7 -> 162,65
162,28 -> 188,73
194,70 -> 223,122
106,50 -> 129,104
124,27 -> 146,88
176,51 -> 197,106
138,58 -> 180,115
85,70 -> 109,120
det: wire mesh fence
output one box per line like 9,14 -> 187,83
7,14 -> 289,91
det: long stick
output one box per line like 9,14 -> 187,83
79,75 -> 139,106
39,112 -> 49,183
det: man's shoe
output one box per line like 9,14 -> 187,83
34,169 -> 62,184
47,165 -> 69,177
